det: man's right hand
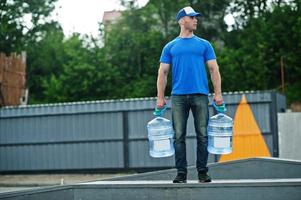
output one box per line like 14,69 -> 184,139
156,97 -> 167,108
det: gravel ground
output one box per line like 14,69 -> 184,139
0,173 -> 133,194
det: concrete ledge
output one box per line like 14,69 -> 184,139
0,185 -> 73,200
74,179 -> 301,200
1,157 -> 301,200
103,157 -> 301,181
80,178 -> 301,186
1,179 -> 301,200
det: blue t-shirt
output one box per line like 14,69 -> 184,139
160,35 -> 216,95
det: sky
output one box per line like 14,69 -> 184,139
52,0 -> 149,37
51,0 -> 235,37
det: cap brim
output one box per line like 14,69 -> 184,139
187,12 -> 201,17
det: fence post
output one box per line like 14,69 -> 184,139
122,111 -> 130,169
271,91 -> 279,157
0,54 -> 4,106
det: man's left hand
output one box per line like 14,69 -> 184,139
213,94 -> 223,105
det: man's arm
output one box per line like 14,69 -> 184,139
156,63 -> 170,108
207,59 -> 223,104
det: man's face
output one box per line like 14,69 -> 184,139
181,16 -> 198,30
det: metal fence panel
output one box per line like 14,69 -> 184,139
0,142 -> 124,171
0,90 -> 286,172
0,113 -> 123,144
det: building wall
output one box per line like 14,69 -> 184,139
0,53 -> 27,107
278,112 -> 301,161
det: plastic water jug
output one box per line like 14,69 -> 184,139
147,116 -> 175,158
207,108 -> 233,154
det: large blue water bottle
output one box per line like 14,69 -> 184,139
147,105 -> 175,158
207,102 -> 233,154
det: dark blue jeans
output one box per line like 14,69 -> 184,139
172,94 -> 209,174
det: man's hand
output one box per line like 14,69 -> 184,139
213,94 -> 223,105
156,97 -> 167,108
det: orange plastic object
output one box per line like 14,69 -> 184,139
219,95 -> 271,162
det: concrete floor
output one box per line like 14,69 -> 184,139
0,187 -> 39,193
0,173 -> 132,193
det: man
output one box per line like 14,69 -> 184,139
156,6 -> 223,183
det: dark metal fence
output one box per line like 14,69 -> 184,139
0,90 -> 286,173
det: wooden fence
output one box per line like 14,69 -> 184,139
0,52 -> 27,106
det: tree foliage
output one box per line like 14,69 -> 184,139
220,0 -> 301,103
1,0 -> 300,104
26,22 -> 65,102
0,0 -> 58,54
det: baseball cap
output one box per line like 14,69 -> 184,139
176,6 -> 201,21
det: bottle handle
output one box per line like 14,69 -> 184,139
153,105 -> 167,116
213,101 -> 227,113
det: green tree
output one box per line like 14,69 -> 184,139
41,34 -> 118,102
219,0 -> 301,103
103,5 -> 166,98
26,22 -> 65,103
3,0 -> 299,104
0,0 -> 58,54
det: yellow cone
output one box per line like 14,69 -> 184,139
219,95 -> 271,162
